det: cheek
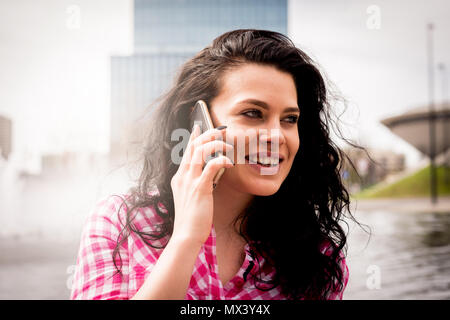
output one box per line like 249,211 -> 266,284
223,130 -> 248,164
289,132 -> 300,158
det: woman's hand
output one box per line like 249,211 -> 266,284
170,124 -> 234,245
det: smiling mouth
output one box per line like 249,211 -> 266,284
244,154 -> 284,167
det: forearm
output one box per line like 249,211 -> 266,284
131,236 -> 203,300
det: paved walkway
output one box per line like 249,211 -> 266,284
353,196 -> 450,213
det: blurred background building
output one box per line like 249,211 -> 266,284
381,103 -> 449,159
0,115 -> 12,161
110,0 -> 287,156
342,147 -> 406,192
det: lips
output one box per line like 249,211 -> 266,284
244,152 -> 285,167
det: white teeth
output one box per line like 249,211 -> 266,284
249,155 -> 258,163
260,156 -> 271,165
248,155 -> 279,166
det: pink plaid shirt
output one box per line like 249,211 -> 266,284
70,195 -> 349,300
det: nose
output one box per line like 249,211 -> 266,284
257,125 -> 286,148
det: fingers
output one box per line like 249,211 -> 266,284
198,155 -> 234,192
190,140 -> 234,175
180,126 -> 229,171
190,123 -> 202,143
180,124 -> 201,168
192,127 -> 228,150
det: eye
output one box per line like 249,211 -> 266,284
242,109 -> 263,119
283,115 -> 299,124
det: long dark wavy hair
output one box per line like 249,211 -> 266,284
112,29 -> 365,300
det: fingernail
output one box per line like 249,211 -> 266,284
216,125 -> 227,130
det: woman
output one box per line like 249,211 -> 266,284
71,29 -> 354,300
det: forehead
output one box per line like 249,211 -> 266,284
214,63 -> 298,109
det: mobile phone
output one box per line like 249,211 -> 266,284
190,100 -> 226,188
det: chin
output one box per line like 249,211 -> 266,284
221,169 -> 288,196
245,180 -> 282,196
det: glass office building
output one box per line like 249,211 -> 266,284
110,0 -> 287,155
134,0 -> 287,52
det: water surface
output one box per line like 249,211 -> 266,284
345,208 -> 450,299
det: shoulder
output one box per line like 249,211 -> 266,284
319,239 -> 345,258
319,238 -> 348,272
84,194 -> 129,231
84,191 -> 166,235
319,239 -> 349,299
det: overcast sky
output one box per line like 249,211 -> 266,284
290,0 -> 450,166
0,0 -> 449,167
0,0 -> 133,156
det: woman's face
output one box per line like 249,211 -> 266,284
209,63 -> 300,196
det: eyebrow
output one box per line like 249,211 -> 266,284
236,98 -> 300,114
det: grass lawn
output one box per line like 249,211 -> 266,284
354,165 -> 450,199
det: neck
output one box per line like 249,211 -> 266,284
212,180 -> 253,238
